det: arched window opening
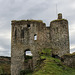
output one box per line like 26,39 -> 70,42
24,49 -> 33,70
15,29 -> 17,39
26,51 -> 32,56
27,24 -> 30,28
24,49 -> 33,61
21,29 -> 24,38
34,34 -> 37,40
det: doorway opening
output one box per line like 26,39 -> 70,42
24,49 -> 33,60
24,49 -> 33,70
25,51 -> 33,60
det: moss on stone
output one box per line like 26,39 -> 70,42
12,19 -> 43,23
51,19 -> 68,23
40,48 -> 52,56
63,52 -> 75,57
32,49 -> 75,75
25,55 -> 33,60
24,55 -> 33,63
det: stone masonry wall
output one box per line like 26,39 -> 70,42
11,14 -> 70,75
61,53 -> 75,68
50,19 -> 70,57
11,20 -> 51,75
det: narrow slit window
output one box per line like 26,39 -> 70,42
34,34 -> 37,40
15,29 -> 17,39
27,24 -> 30,28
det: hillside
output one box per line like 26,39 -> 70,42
0,56 -> 11,75
25,49 -> 75,75
0,49 -> 75,75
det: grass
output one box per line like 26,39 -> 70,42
25,55 -> 33,63
0,49 -> 74,75
0,63 -> 11,75
25,55 -> 33,59
12,19 -> 43,23
29,49 -> 75,75
20,69 -> 33,75
33,56 -> 75,75
0,57 -> 11,75
20,48 -> 75,75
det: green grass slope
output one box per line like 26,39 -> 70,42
0,56 -> 11,75
27,49 -> 75,75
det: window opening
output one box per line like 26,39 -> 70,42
24,49 -> 33,70
34,34 -> 37,40
24,49 -> 33,60
27,24 -> 30,28
15,29 -> 17,39
26,51 -> 32,56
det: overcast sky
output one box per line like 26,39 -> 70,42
0,0 -> 75,57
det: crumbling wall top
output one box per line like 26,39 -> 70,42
50,13 -> 68,23
50,19 -> 68,23
11,20 -> 45,25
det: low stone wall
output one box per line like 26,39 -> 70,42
61,52 -> 75,68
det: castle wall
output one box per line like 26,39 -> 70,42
50,19 -> 70,57
11,14 -> 70,75
61,53 -> 75,68
11,20 -> 51,75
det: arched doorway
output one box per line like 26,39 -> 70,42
24,49 -> 33,70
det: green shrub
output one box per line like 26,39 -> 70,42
20,69 -> 33,75
24,55 -> 33,63
25,56 -> 32,60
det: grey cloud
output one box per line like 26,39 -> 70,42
0,0 -> 75,56
70,48 -> 75,53
0,37 -> 10,50
0,50 -> 10,57
69,32 -> 75,45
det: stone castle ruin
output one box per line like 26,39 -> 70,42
11,13 -> 70,75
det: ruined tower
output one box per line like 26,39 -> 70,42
11,14 -> 70,75
11,20 -> 51,75
50,13 -> 70,56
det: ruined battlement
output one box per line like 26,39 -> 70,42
11,13 -> 70,75
51,19 -> 68,23
11,20 -> 45,25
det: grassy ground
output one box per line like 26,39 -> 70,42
0,49 -> 75,75
0,57 -> 11,75
33,56 -> 75,75
0,63 -> 11,75
26,49 -> 75,75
